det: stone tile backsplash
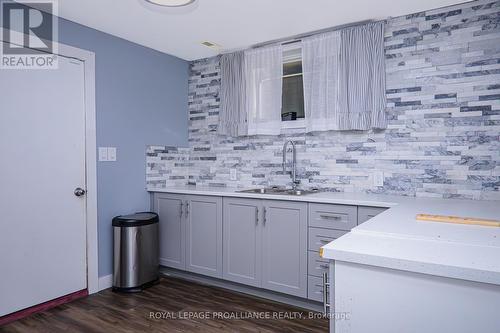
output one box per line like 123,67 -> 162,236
147,0 -> 500,200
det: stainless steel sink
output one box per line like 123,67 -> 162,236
237,188 -> 273,194
237,187 -> 284,194
285,189 -> 315,196
237,187 -> 318,196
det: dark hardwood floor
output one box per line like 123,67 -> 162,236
1,277 -> 328,333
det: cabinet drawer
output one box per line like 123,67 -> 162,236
307,275 -> 325,302
308,227 -> 347,252
358,206 -> 388,225
308,251 -> 329,277
309,203 -> 357,230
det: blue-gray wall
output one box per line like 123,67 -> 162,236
57,20 -> 189,277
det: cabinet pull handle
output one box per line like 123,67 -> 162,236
256,207 -> 259,225
263,207 -> 267,225
320,239 -> 331,244
322,272 -> 330,315
319,264 -> 329,269
180,202 -> 183,218
185,202 -> 189,217
320,214 -> 341,220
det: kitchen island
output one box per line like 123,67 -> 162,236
320,197 -> 500,333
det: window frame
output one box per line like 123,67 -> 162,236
281,43 -> 306,129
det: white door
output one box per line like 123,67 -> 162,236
0,54 -> 88,316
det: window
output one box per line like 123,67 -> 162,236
281,45 -> 305,126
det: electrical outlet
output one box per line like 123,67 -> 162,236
230,169 -> 237,181
98,147 -> 108,161
107,147 -> 117,161
374,171 -> 384,187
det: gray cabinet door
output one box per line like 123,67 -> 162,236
222,197 -> 262,287
185,195 -> 223,278
358,206 -> 387,224
308,227 -> 348,252
153,193 -> 186,270
308,275 -> 325,302
261,200 -> 308,298
308,251 -> 330,278
309,203 -> 358,230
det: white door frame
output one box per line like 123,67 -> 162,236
1,29 -> 99,294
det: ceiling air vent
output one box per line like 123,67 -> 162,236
201,41 -> 221,49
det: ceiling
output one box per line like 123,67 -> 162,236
55,0 -> 465,60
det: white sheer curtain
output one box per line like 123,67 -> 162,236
302,31 -> 341,132
244,45 -> 283,136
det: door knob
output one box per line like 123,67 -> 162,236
74,187 -> 86,197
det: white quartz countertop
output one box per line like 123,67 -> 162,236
148,185 -> 407,207
149,186 -> 500,285
325,198 -> 500,285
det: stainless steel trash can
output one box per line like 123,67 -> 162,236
112,212 -> 159,292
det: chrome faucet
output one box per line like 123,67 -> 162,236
282,140 -> 300,189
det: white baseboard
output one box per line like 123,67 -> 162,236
98,274 -> 113,291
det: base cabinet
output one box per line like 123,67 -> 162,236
222,198 -> 262,287
186,196 -> 223,278
153,192 -> 390,303
261,200 -> 307,298
154,193 -> 223,278
154,193 -> 185,270
308,275 -> 325,302
358,206 -> 388,224
222,198 -> 308,297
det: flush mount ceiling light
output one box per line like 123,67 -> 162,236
140,0 -> 198,14
145,0 -> 196,7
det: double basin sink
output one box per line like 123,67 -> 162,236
237,186 -> 319,196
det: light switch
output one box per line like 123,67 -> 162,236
98,147 -> 108,161
107,147 -> 117,161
